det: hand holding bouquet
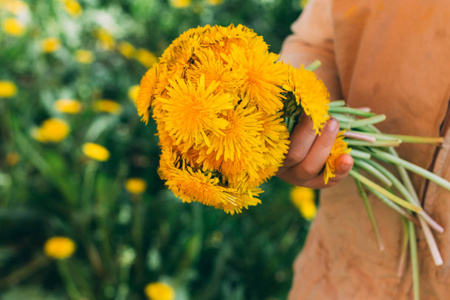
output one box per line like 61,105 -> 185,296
137,24 -> 450,299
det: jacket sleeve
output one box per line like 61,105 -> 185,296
279,0 -> 341,101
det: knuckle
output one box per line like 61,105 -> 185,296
284,151 -> 303,166
297,163 -> 318,178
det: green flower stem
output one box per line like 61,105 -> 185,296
353,159 -> 392,187
386,135 -> 443,144
345,139 -> 401,147
331,113 -> 355,123
305,60 -> 322,71
57,260 -> 83,300
397,217 -> 409,277
388,148 -> 444,266
348,131 -> 401,141
362,159 -> 443,232
328,106 -> 376,118
132,200 -> 144,282
343,131 -> 376,143
0,255 -> 50,288
81,160 -> 98,208
409,221 -> 420,300
341,115 -> 387,129
329,100 -> 346,107
418,217 -> 443,265
354,177 -> 385,250
354,132 -> 443,144
349,149 -> 371,159
365,185 -> 417,223
349,170 -> 422,213
371,148 -> 450,191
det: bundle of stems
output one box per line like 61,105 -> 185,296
327,99 -> 449,300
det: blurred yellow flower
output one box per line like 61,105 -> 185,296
75,49 -> 94,64
290,186 -> 317,220
44,236 -> 76,259
96,28 -> 115,50
54,99 -> 82,114
118,41 -> 136,58
0,81 -> 18,98
93,99 -> 122,114
2,18 -> 26,36
144,282 -> 175,300
4,0 -> 29,15
31,118 -> 70,143
60,0 -> 82,17
125,178 -> 147,195
205,0 -> 223,5
170,0 -> 191,8
6,152 -> 20,166
41,37 -> 61,53
135,49 -> 157,68
82,143 -> 110,161
128,85 -> 139,104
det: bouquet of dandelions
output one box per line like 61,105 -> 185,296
137,24 -> 449,299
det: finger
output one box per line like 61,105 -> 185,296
289,118 -> 340,182
279,116 -> 317,170
303,153 -> 354,188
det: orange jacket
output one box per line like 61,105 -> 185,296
280,0 -> 450,299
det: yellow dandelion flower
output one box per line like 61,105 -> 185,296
118,41 -> 136,58
0,81 -> 18,98
4,0 -> 29,15
159,27 -> 204,74
6,152 -> 20,166
206,104 -> 264,162
144,282 -> 175,300
54,99 -> 82,114
290,186 -> 316,220
82,143 -> 110,161
137,65 -> 159,124
60,0 -> 82,17
169,0 -> 191,8
285,65 -> 330,134
41,37 -> 61,53
186,48 -> 242,96
160,75 -> 233,148
2,18 -> 26,36
165,166 -> 240,212
128,85 -> 139,105
96,28 -> 115,50
31,118 -> 70,143
205,0 -> 224,5
324,131 -> 351,184
223,44 -> 286,115
75,49 -> 94,64
136,48 -> 158,68
93,99 -> 122,114
125,178 -> 147,195
44,236 -> 76,259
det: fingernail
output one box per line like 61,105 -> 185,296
326,117 -> 339,132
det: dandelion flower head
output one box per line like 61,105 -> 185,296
44,236 -> 76,259
324,131 -> 351,184
0,81 -> 18,98
137,24 -> 330,213
82,143 -> 110,161
144,282 -> 175,300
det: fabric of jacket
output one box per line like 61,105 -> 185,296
279,0 -> 450,299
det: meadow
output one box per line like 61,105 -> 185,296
0,0 -> 316,299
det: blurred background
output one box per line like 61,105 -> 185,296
0,0 -> 317,299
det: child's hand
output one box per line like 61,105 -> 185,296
277,116 -> 353,189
